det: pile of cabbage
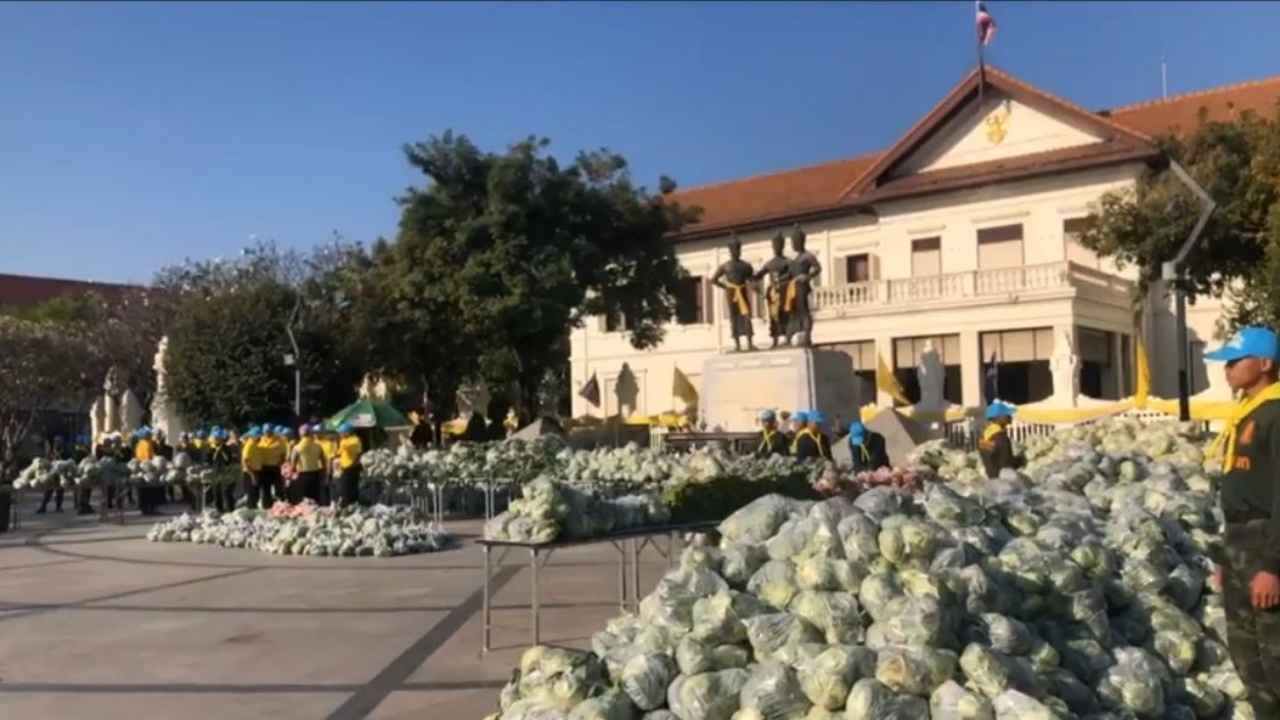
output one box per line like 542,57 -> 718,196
362,440 -> 817,497
145,504 -> 451,557
485,479 -> 671,544
487,419 -> 1258,720
13,456 -> 130,490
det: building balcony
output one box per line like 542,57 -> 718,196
812,261 -> 1134,316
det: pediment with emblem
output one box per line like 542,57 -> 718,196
838,67 -> 1157,202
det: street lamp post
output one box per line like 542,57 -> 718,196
1160,161 -> 1216,422
285,297 -> 303,421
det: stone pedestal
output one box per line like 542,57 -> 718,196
700,347 -> 861,432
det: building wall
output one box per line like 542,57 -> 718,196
570,163 -> 1174,419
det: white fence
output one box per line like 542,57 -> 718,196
943,408 -> 1208,450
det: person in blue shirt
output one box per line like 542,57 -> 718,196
847,421 -> 890,472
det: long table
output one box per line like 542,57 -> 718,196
476,521 -> 719,652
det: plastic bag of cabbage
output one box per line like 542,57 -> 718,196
485,419 -> 1257,720
485,479 -> 670,544
146,504 -> 451,557
13,457 -> 130,490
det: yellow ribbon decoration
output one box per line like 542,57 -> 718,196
784,278 -> 799,312
1208,382 -> 1280,472
725,282 -> 751,316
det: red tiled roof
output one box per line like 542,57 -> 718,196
669,69 -> 1280,240
0,272 -> 137,309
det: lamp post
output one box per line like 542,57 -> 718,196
1160,161 -> 1216,422
285,297 -> 303,421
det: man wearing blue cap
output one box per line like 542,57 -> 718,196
755,410 -> 788,457
1204,326 -> 1280,717
977,402 -> 1023,479
791,410 -> 832,461
846,421 -> 889,473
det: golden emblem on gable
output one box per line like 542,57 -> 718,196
984,109 -> 1010,146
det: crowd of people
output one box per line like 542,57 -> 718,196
35,422 -> 365,517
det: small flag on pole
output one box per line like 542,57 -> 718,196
976,2 -> 997,47
1134,336 -> 1152,408
672,366 -> 700,407
983,351 -> 1000,404
875,354 -> 911,406
579,372 -> 601,408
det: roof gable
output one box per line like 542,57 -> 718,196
837,66 -> 1155,202
668,69 -> 1280,240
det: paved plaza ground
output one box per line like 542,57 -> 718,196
0,498 -> 670,720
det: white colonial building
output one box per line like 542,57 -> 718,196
570,66 -> 1280,420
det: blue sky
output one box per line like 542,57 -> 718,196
2,1 -> 1277,284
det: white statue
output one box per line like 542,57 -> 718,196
103,369 -> 121,435
915,341 -> 946,412
120,389 -> 144,434
149,336 -> 189,438
89,397 -> 106,445
1049,330 -> 1081,406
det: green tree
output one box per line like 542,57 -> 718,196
1077,103 -> 1280,327
157,241 -> 368,427
369,132 -> 698,420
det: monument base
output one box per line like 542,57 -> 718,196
700,346 -> 862,432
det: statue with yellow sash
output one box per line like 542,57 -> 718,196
785,224 -> 822,347
755,231 -> 793,348
711,234 -> 757,351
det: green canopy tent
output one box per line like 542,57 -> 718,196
325,398 -> 411,430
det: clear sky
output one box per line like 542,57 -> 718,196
1,1 -> 1277,284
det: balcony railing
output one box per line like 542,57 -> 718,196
813,261 -> 1133,312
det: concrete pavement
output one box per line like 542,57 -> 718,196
0,500 -> 670,720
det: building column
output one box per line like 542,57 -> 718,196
960,329 -> 982,406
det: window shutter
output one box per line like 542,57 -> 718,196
868,254 -> 881,281
833,256 -> 848,285
700,277 -> 715,324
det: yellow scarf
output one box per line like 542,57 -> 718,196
725,282 -> 751,316
982,423 -> 1004,443
1209,382 -> 1280,472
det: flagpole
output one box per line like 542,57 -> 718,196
976,0 -> 986,111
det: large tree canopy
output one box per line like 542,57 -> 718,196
1077,102 -> 1280,327
158,241 -> 368,427
360,132 -> 697,419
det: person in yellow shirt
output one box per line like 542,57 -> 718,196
317,425 -> 339,505
336,423 -> 363,507
133,428 -> 162,516
254,426 -> 287,508
290,425 -> 326,504
241,427 -> 265,508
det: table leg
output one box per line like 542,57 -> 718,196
617,541 -> 627,612
631,538 -> 642,611
530,548 -> 540,647
482,544 -> 492,652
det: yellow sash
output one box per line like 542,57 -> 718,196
725,282 -> 750,316
784,278 -> 799,312
982,423 -> 1003,443
1208,382 -> 1280,472
790,428 -> 815,454
758,430 -> 778,453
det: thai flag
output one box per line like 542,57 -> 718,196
976,2 -> 997,47
983,351 -> 1000,404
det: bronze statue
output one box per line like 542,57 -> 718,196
754,231 -> 792,348
785,224 -> 821,347
711,234 -> 757,351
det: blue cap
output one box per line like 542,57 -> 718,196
195,429 -> 207,438
760,410 -> 776,422
282,428 -> 293,437
986,402 -> 1016,420
848,422 -> 866,443
1204,326 -> 1280,363
338,423 -> 354,434
808,411 -> 825,424
136,427 -> 151,438
791,411 -> 808,423
245,429 -> 262,439
311,424 -> 323,433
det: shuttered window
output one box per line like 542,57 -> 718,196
910,237 -> 942,277
979,328 -> 1055,362
893,335 -> 961,368
977,224 -> 1024,270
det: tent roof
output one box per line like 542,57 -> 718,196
510,417 -> 566,441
